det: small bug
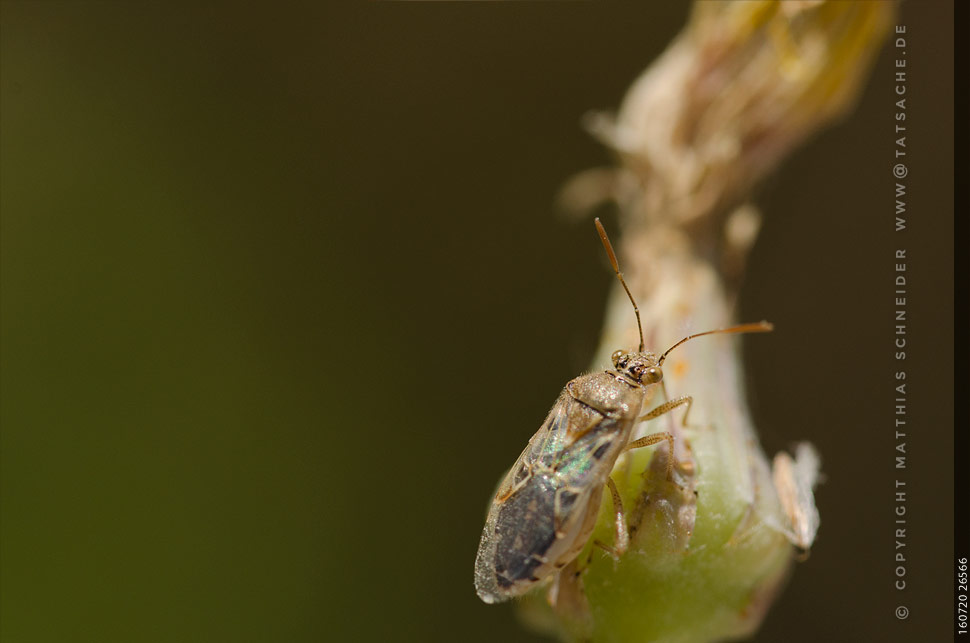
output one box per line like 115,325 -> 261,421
473,218 -> 772,604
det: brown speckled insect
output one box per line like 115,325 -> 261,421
473,218 -> 772,604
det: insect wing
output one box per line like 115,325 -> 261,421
475,391 -> 574,603
491,391 -> 572,503
474,391 -> 625,603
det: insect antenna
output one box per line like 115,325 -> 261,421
657,321 -> 774,366
594,217 -> 644,353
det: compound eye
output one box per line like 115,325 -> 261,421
643,367 -> 663,384
611,349 -> 624,366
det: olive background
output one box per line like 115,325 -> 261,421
0,3 -> 955,642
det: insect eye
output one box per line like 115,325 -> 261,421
644,367 -> 663,384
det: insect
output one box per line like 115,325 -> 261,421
473,218 -> 772,604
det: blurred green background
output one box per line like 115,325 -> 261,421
1,3 -> 953,642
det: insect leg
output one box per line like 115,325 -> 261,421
592,540 -> 623,560
623,431 -> 675,480
590,481 -> 630,560
628,396 -> 692,479
641,394 -> 694,426
646,386 -> 698,476
605,477 -> 629,556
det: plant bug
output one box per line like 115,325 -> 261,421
473,218 -> 772,604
